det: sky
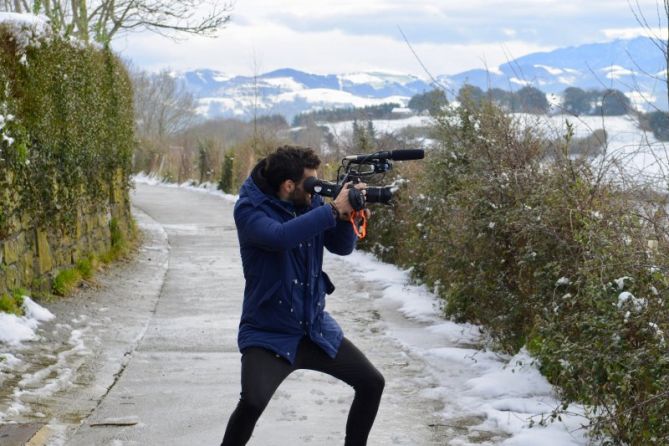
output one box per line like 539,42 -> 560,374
111,0 -> 666,77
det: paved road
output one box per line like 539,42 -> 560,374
77,182 -> 447,446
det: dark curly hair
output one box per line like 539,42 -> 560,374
263,145 -> 321,192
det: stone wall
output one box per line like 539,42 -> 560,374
0,169 -> 131,295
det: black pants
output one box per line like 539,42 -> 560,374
220,337 -> 385,446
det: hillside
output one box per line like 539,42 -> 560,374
173,37 -> 668,120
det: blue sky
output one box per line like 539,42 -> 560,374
111,0 -> 665,76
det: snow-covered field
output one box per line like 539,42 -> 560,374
517,113 -> 669,186
321,115 -> 434,137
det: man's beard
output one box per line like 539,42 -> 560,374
289,189 -> 311,208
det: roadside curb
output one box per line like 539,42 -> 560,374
0,423 -> 50,446
25,424 -> 51,446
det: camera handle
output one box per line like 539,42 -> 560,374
347,187 -> 368,240
350,210 -> 367,240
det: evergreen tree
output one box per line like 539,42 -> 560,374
198,139 -> 215,184
366,120 -> 376,145
218,152 -> 235,193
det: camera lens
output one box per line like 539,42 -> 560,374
365,187 -> 393,204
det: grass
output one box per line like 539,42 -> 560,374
52,267 -> 82,296
0,288 -> 27,315
76,256 -> 96,280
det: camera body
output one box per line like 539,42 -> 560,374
303,149 -> 424,210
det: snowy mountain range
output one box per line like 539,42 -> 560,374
175,37 -> 667,120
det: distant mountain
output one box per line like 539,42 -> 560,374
175,37 -> 667,120
441,37 -> 666,104
177,69 -> 430,120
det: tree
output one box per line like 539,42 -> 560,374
515,86 -> 549,114
456,84 -> 484,107
351,119 -> 375,152
562,87 -> 592,116
197,138 -> 215,184
408,89 -> 447,115
218,151 -> 234,193
596,89 -> 632,116
488,88 -> 515,111
645,110 -> 669,140
0,0 -> 231,44
131,68 -> 197,140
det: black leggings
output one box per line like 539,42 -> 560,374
220,337 -> 385,446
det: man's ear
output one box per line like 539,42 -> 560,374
280,179 -> 295,195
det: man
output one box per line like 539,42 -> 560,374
221,146 -> 385,446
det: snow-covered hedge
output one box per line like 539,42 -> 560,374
361,97 -> 669,444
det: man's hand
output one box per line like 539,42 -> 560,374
332,182 -> 367,220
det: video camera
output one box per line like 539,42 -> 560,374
303,149 -> 424,238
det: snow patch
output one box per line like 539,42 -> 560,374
555,277 -> 571,287
0,12 -> 50,29
617,291 -> 647,312
510,77 -> 531,86
338,249 -> 590,445
0,297 -> 54,345
262,77 -> 305,91
603,65 -> 635,79
535,64 -> 564,75
132,173 -> 239,203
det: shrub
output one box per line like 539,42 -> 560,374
361,96 -> 669,444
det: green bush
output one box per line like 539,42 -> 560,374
361,97 -> 669,444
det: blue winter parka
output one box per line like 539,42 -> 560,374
233,165 -> 357,364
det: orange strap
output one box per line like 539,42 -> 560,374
350,210 -> 367,240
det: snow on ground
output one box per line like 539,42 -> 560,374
276,89 -> 409,109
0,295 -> 78,421
132,172 -> 239,203
516,113 -> 669,187
322,115 -> 434,137
339,71 -> 419,88
0,296 -> 54,345
338,250 -> 590,446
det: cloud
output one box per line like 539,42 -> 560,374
111,0 -> 664,76
112,20 -> 552,77
228,0 -> 660,46
602,27 -> 668,40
